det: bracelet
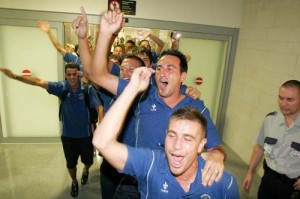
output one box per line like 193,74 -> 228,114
112,33 -> 118,37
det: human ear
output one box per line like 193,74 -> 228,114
180,72 -> 187,83
197,138 -> 207,154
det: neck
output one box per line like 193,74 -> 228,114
284,111 -> 300,127
161,93 -> 185,108
176,161 -> 198,192
70,84 -> 78,92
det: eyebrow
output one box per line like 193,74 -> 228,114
167,130 -> 196,140
156,64 -> 176,68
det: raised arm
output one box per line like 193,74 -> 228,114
88,9 -> 125,95
37,20 -> 66,56
148,33 -> 165,55
73,7 -> 121,81
0,67 -> 48,90
72,7 -> 92,77
92,67 -> 154,170
243,144 -> 264,193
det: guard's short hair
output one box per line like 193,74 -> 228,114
281,80 -> 300,91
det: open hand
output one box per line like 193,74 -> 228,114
100,9 -> 124,36
37,20 -> 51,33
72,7 -> 89,39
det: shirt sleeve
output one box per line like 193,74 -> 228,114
116,78 -> 129,97
111,62 -> 120,76
47,81 -> 64,96
193,99 -> 221,149
223,173 -> 240,199
88,85 -> 102,108
255,120 -> 266,146
121,146 -> 154,179
180,84 -> 187,94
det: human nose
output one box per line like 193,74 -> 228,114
173,137 -> 183,150
279,99 -> 287,106
158,68 -> 167,77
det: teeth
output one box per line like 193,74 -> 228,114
171,155 -> 183,167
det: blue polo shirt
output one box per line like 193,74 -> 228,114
47,81 -> 101,138
95,63 -> 136,147
122,146 -> 240,199
117,79 -> 221,150
97,62 -> 120,113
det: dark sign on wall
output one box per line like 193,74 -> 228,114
108,0 -> 136,15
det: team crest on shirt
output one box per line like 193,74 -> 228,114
151,104 -> 157,111
160,181 -> 168,193
79,93 -> 84,99
201,194 -> 211,199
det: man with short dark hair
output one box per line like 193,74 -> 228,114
243,80 -> 300,199
0,63 -> 102,197
92,66 -> 239,199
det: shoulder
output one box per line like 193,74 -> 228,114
64,52 -> 79,62
185,97 -> 206,110
48,81 -> 65,88
264,111 -> 280,123
111,62 -> 120,76
265,111 -> 277,117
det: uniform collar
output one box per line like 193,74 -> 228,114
294,113 -> 300,127
277,111 -> 300,128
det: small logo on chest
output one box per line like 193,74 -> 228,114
160,181 -> 168,193
79,93 -> 84,99
151,104 -> 157,111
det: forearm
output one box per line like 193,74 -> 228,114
149,34 -> 164,48
91,32 -> 111,85
171,39 -> 179,50
247,145 -> 264,174
78,37 -> 92,76
47,30 -> 65,55
148,34 -> 164,54
93,83 -> 139,150
12,75 -> 48,89
109,34 -> 118,53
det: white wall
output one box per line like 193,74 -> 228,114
0,0 -> 243,28
222,0 -> 300,176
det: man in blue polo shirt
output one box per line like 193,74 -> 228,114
0,63 -> 102,197
93,67 -> 239,199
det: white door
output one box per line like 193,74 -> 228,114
0,20 -> 64,141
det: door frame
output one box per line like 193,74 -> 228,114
0,8 -> 239,141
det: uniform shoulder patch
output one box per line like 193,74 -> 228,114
265,111 -> 277,117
